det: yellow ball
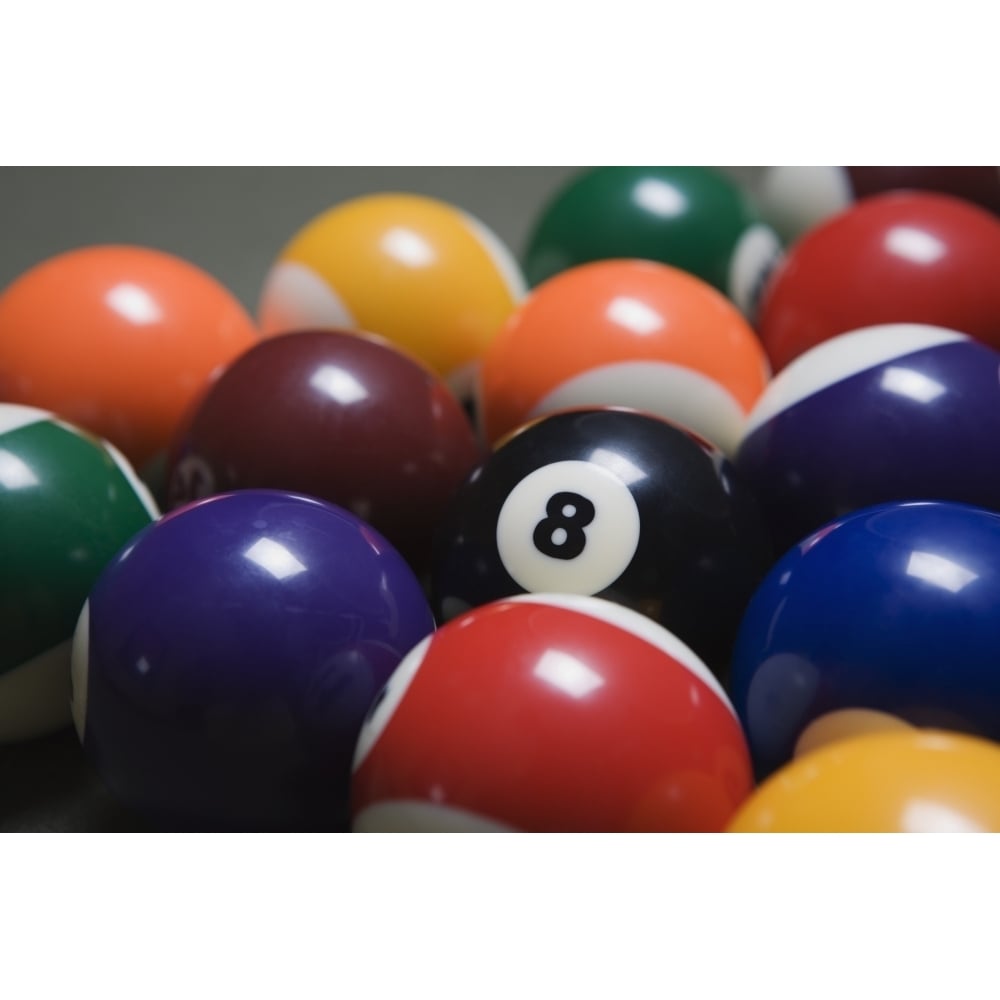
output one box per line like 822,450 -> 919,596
727,729 -> 1000,832
258,193 -> 526,397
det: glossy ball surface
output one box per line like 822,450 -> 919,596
432,408 -> 773,680
257,193 -> 525,398
736,324 -> 1000,555
727,729 -> 1000,833
730,500 -> 1000,778
759,165 -> 1000,243
523,166 -> 782,317
165,329 -> 482,574
71,490 -> 435,831
352,594 -> 753,832
478,260 -> 771,454
757,192 -> 1000,372
0,404 -> 158,742
0,245 -> 258,469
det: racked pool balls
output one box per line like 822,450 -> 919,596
352,594 -> 754,832
523,166 -> 783,318
257,193 -> 526,400
756,191 -> 1000,372
1,404 -> 158,743
71,490 -> 435,831
0,245 -> 258,470
735,323 -> 1000,555
759,165 -> 1000,243
727,729 -> 1000,833
730,500 -> 1000,778
165,329 -> 482,575
432,408 -> 773,680
478,259 -> 771,455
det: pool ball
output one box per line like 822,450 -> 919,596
257,193 -> 526,399
735,323 -> 1000,555
730,500 -> 1000,778
757,191 -> 1000,372
165,329 -> 482,575
727,729 -> 1000,833
523,166 -> 783,318
0,404 -> 158,743
759,165 -> 1000,243
0,245 -> 258,470
351,594 -> 753,832
793,709 -> 914,760
432,408 -> 773,681
478,259 -> 771,455
71,489 -> 435,831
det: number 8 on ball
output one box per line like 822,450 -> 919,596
497,461 -> 641,594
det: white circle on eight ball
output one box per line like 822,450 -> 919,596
496,459 -> 641,596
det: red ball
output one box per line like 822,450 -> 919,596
165,329 -> 483,574
758,192 -> 1000,371
351,594 -> 754,832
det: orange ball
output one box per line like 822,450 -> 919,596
727,729 -> 1000,833
0,245 -> 258,469
478,260 -> 771,454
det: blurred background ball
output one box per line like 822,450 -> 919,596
759,165 -> 1000,243
523,165 -> 782,319
792,708 -> 914,760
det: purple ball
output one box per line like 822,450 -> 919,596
70,490 -> 435,831
736,324 -> 1000,555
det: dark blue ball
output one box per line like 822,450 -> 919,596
71,490 -> 435,830
731,500 -> 1000,778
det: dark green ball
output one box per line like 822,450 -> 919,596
0,405 -> 158,742
524,166 -> 782,318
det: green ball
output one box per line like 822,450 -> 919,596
523,166 -> 783,318
0,404 -> 159,742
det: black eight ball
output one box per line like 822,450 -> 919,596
431,407 -> 774,683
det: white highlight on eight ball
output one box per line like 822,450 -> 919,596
495,460 -> 641,596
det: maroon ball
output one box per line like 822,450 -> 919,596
846,166 -> 1000,216
165,329 -> 484,574
760,166 -> 1000,246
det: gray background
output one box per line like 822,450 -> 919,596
0,166 -> 763,832
0,167 -> 763,310
1,167 -> 583,310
